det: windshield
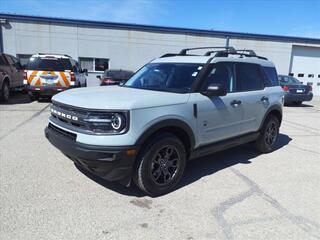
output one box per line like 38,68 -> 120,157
278,75 -> 301,85
124,63 -> 203,93
26,57 -> 72,71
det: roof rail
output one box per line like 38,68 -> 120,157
179,46 -> 236,55
38,53 -> 72,58
160,46 -> 268,60
212,49 -> 268,60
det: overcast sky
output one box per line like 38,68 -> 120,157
1,0 -> 319,38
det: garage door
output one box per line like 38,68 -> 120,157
289,46 -> 320,96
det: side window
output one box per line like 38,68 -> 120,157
237,63 -> 264,91
70,59 -> 78,73
203,62 -> 236,93
0,56 -> 6,66
263,67 -> 279,86
5,55 -> 15,66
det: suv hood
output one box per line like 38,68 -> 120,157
52,86 -> 190,110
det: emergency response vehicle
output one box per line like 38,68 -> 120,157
24,53 -> 87,100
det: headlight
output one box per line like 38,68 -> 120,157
83,112 -> 128,134
111,113 -> 125,130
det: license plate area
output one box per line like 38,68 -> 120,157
296,89 -> 304,93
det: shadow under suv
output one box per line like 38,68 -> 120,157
45,47 -> 284,196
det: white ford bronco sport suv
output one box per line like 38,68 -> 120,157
45,47 -> 283,196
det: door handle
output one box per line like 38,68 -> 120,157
261,96 -> 269,102
230,100 -> 242,106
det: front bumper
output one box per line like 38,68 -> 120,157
284,92 -> 313,103
45,125 -> 137,182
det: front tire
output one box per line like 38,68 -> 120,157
134,133 -> 186,196
255,115 -> 280,153
0,81 -> 10,102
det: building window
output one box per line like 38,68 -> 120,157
95,58 -> 109,71
79,57 -> 109,72
288,73 -> 294,76
307,82 -> 313,86
308,74 -> 314,78
317,82 -> 320,86
298,73 -> 304,77
17,54 -> 32,66
318,74 -> 320,78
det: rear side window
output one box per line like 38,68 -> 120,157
263,67 -> 279,86
237,63 -> 264,91
26,57 -> 72,71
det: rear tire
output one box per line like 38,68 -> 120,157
29,92 -> 40,101
0,80 -> 10,102
133,133 -> 186,196
255,115 -> 280,153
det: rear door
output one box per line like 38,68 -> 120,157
236,63 -> 269,134
72,60 -> 86,86
8,55 -> 24,87
4,55 -> 22,87
26,57 -> 72,88
196,62 -> 244,145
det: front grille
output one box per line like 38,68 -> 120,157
50,101 -> 129,134
48,123 -> 77,140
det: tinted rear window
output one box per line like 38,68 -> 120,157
278,76 -> 301,85
237,63 -> 264,91
26,57 -> 72,71
263,67 -> 279,86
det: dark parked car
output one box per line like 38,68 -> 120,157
278,75 -> 313,105
0,53 -> 24,102
97,69 -> 134,86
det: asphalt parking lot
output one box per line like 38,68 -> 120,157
0,93 -> 319,240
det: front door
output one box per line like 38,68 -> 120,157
195,62 -> 244,146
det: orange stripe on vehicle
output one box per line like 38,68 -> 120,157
60,72 -> 70,87
28,70 -> 38,84
35,79 -> 41,86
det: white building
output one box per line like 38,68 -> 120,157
1,13 -> 320,94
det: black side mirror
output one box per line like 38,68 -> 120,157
82,69 -> 88,76
15,62 -> 23,69
119,80 -> 126,86
96,75 -> 101,79
201,84 -> 227,97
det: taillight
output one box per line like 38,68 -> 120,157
309,85 -> 313,92
103,78 -> 116,84
23,70 -> 28,80
282,85 -> 289,92
70,72 -> 75,81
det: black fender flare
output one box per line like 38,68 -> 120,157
135,119 -> 196,151
259,104 -> 283,130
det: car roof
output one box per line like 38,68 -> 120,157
31,53 -> 72,59
152,55 -> 275,67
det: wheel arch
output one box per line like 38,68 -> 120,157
2,76 -> 10,87
135,119 -> 196,157
260,104 -> 283,130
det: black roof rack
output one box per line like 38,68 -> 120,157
160,46 -> 268,60
204,48 -> 267,60
179,46 -> 236,55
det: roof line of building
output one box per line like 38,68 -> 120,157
1,13 -> 320,44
